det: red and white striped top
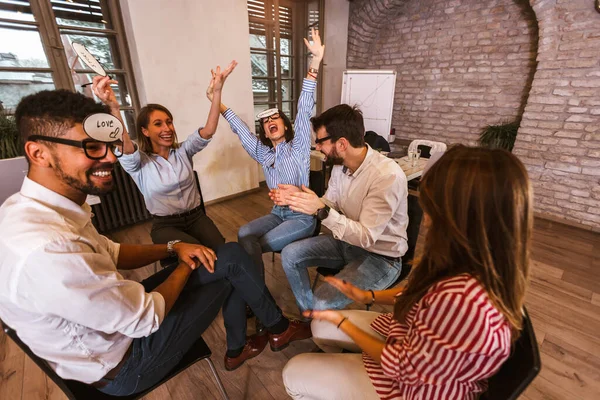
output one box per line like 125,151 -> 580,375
364,274 -> 512,400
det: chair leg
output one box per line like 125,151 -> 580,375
205,358 -> 230,400
272,252 -> 275,263
311,272 -> 320,292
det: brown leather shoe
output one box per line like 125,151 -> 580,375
269,319 -> 312,352
224,334 -> 268,371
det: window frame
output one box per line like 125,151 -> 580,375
248,0 -> 323,125
0,0 -> 139,130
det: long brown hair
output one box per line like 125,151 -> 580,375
394,145 -> 533,339
136,104 -> 180,154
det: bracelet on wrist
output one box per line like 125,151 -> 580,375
367,289 -> 375,306
337,317 -> 348,329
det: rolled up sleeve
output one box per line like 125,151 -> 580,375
18,240 -> 165,338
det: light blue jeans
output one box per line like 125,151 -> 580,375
281,235 -> 402,312
238,205 -> 317,278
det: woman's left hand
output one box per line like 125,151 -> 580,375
304,27 -> 324,61
211,60 -> 238,92
303,309 -> 345,326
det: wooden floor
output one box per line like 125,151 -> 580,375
1,187 -> 599,400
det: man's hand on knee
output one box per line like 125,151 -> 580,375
173,242 -> 217,272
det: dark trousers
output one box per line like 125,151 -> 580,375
151,208 -> 225,251
99,242 -> 283,397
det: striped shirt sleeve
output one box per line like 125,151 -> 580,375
222,108 -> 268,164
379,280 -> 511,387
291,78 -> 317,156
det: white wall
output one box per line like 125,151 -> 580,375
322,0 -> 349,111
120,0 -> 259,202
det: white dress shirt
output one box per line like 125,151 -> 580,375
0,178 -> 165,384
322,145 -> 409,258
119,130 -> 210,216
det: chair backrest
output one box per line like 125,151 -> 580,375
481,307 -> 541,400
1,317 -> 216,400
309,170 -> 326,197
1,318 -> 82,399
193,170 -> 206,214
408,140 -> 447,157
365,131 -> 391,152
416,144 -> 431,159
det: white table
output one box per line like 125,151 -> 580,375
311,151 -> 427,182
392,156 -> 428,180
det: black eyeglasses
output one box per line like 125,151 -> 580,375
315,135 -> 332,145
261,113 -> 280,124
28,135 -> 123,160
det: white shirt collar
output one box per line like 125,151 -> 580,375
20,177 -> 92,228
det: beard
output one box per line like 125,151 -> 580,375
324,147 -> 344,166
54,159 -> 115,196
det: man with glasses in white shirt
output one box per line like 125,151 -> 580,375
272,104 -> 409,313
0,89 -> 311,397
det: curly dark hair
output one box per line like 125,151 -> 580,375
15,89 -> 109,145
257,109 -> 294,148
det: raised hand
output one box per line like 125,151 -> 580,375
206,77 -> 215,102
172,242 -> 217,273
304,27 -> 324,61
92,75 -> 119,110
324,277 -> 370,304
211,60 -> 238,92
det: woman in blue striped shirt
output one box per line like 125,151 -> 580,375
208,28 -> 324,278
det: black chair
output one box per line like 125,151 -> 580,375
365,130 -> 391,152
193,170 -> 207,214
416,144 -> 432,159
0,319 -> 229,400
481,307 -> 541,400
312,193 -> 423,295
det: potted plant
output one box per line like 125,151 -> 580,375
479,120 -> 519,152
0,102 -> 27,204
0,103 -> 22,159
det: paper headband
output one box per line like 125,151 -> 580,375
256,108 -> 279,120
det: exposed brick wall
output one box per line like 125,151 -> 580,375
515,0 -> 600,230
347,0 -> 600,230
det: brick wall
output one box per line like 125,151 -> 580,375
347,0 -> 600,230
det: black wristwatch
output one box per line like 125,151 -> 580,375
316,205 -> 330,221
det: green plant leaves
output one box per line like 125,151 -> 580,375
479,120 -> 519,152
0,112 -> 23,159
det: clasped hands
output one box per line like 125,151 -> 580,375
269,184 -> 325,216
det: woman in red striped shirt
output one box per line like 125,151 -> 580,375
283,145 -> 532,399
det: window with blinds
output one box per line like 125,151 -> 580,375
248,0 -> 323,124
0,0 -> 138,134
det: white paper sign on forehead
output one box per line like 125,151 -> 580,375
72,42 -> 107,76
83,113 -> 123,142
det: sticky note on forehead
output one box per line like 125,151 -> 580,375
83,113 -> 123,142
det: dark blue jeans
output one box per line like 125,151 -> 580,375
99,242 -> 283,396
